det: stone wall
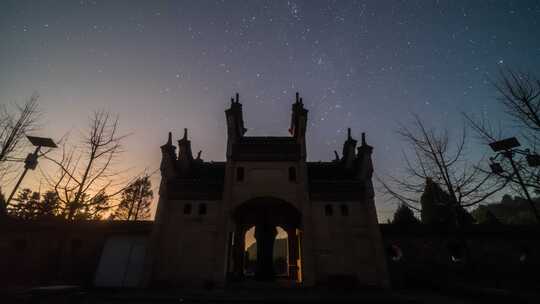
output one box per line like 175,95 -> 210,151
2,217 -> 537,290
310,200 -> 383,286
227,161 -> 304,211
149,199 -> 223,288
381,224 -> 540,290
0,218 -> 152,288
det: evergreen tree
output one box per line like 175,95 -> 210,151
392,204 -> 420,226
420,178 -> 473,227
7,189 -> 61,220
8,188 -> 40,219
38,191 -> 60,219
71,191 -> 109,220
473,205 -> 501,224
420,178 -> 454,225
113,175 -> 153,220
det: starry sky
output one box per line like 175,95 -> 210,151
1,0 -> 540,221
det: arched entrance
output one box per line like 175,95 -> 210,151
230,197 -> 302,282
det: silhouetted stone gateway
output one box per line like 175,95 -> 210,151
146,92 -> 390,289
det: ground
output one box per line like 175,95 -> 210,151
3,285 -> 540,304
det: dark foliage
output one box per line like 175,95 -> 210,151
7,188 -> 61,219
112,175 -> 153,220
421,178 -> 474,227
392,204 -> 420,226
472,194 -> 540,225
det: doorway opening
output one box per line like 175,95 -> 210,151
230,197 -> 302,283
244,226 -> 289,277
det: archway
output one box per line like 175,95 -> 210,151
231,197 -> 301,282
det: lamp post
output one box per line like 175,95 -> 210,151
489,137 -> 540,224
5,135 -> 57,206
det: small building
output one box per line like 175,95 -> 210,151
146,93 -> 389,288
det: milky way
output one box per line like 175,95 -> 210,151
1,0 -> 540,220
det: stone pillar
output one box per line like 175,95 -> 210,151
286,227 -> 299,281
255,223 -> 277,280
232,225 -> 246,278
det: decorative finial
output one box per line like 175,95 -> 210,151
231,97 -> 234,105
334,150 -> 340,161
296,92 -> 299,103
183,128 -> 188,140
361,132 -> 366,146
235,92 -> 239,103
167,132 -> 172,145
347,128 -> 352,140
196,150 -> 202,160
299,97 -> 303,104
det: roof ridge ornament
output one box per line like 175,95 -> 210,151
167,132 -> 172,145
183,128 -> 188,140
361,132 -> 367,146
294,92 -> 304,105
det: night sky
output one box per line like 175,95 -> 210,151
1,0 -> 540,220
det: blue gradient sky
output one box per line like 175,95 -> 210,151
1,0 -> 540,220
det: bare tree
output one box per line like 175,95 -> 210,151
379,115 -> 507,226
465,69 -> 540,195
42,110 -> 132,220
0,93 -> 39,184
494,69 -> 540,144
465,69 -> 540,143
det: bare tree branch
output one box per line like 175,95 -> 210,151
42,110 -> 134,220
0,93 -> 40,186
379,114 -> 506,222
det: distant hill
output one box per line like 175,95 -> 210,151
472,195 -> 540,225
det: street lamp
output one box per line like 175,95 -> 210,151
5,135 -> 57,206
489,137 -> 540,224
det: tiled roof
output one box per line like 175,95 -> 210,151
307,162 -> 364,201
232,136 -> 301,161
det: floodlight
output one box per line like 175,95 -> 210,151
489,162 -> 504,174
489,137 -> 520,152
526,154 -> 540,167
24,153 -> 38,170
